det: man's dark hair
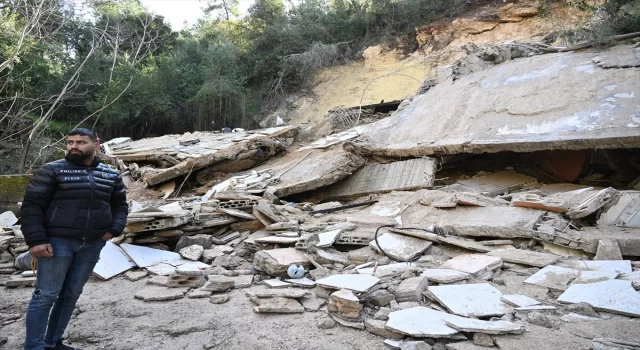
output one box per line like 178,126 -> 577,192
68,128 -> 97,142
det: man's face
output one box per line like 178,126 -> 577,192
66,135 -> 96,162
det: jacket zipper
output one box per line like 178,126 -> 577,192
83,168 -> 95,242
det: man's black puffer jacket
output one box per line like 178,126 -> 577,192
21,155 -> 128,248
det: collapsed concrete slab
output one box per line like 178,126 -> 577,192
351,47 -> 640,157
487,249 -> 562,267
260,147 -> 365,198
402,205 -> 543,239
322,158 -> 437,199
438,236 -> 496,253
109,127 -> 294,186
445,171 -> 538,197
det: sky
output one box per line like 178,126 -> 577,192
139,0 -> 255,30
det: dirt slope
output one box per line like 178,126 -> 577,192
280,1 -> 588,125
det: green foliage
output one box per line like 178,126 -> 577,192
553,0 -> 640,47
1,0 -> 492,148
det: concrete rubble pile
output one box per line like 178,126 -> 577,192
1,44 -> 640,348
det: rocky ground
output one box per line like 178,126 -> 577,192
2,258 -> 640,350
1,277 -> 388,350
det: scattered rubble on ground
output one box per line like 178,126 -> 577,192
2,44 -> 640,349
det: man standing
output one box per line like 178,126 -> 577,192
21,128 -> 128,350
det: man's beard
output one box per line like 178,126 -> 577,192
67,149 -> 93,162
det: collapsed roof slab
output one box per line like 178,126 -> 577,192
350,45 -> 640,157
321,157 -> 437,199
262,147 -> 366,198
402,205 -> 544,239
109,127 -> 295,186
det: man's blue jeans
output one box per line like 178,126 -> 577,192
24,237 -> 106,350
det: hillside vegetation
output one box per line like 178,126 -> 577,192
1,0 -> 639,173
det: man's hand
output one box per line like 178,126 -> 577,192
30,244 -> 53,258
101,232 -> 113,241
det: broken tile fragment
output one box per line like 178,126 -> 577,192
444,317 -> 523,334
420,269 -> 471,284
316,274 -> 380,293
358,262 -> 414,277
558,280 -> 640,317
514,305 -> 557,311
440,254 -> 502,279
285,277 -> 316,288
500,295 -> 540,307
385,307 -> 464,338
262,279 -> 292,288
523,265 -> 580,291
425,283 -> 511,317
315,229 -> 342,248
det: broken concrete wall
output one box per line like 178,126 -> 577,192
351,45 -> 640,157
